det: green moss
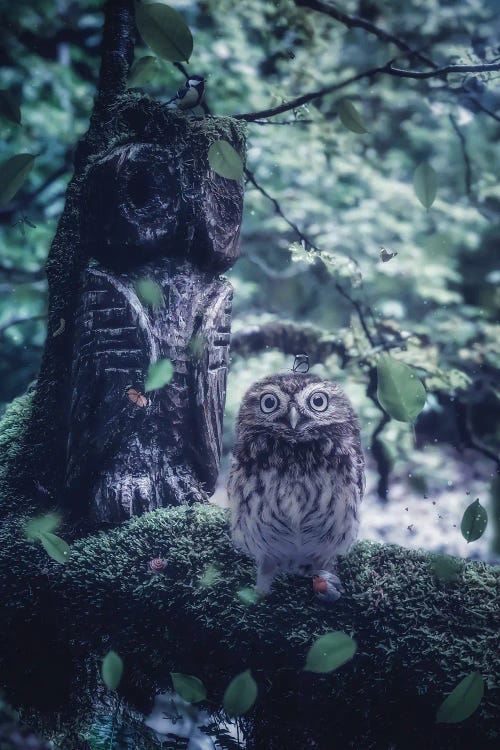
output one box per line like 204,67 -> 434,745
0,503 -> 498,749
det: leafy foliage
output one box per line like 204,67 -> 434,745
170,672 -> 207,703
223,670 -> 258,717
144,358 -> 174,391
101,650 -> 124,691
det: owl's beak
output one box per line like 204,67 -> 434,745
288,404 -> 299,430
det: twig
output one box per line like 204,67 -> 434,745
455,400 -> 500,468
386,61 -> 500,79
449,114 -> 472,196
244,167 -> 378,346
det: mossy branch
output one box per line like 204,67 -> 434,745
0,495 -> 498,749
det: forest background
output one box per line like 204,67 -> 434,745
0,0 -> 499,561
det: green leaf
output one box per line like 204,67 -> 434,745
171,672 -> 207,703
199,564 -> 222,588
207,140 -> 244,181
436,672 -> 484,723
135,2 -> 193,62
376,353 -> 426,423
236,586 -> 261,605
337,99 -> 368,134
0,90 -> 21,125
24,512 -> 61,541
223,670 -> 257,717
134,278 -> 164,308
0,153 -> 36,206
460,499 -> 488,543
39,532 -> 71,564
413,162 -> 437,209
101,650 -> 124,691
144,358 -> 174,392
128,55 -> 161,87
304,631 -> 357,673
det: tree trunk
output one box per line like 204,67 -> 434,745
12,0 -> 246,525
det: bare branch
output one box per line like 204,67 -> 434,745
449,114 -> 472,196
244,167 -> 378,347
234,59 -> 500,122
234,65 -> 384,121
295,0 -> 436,69
387,61 -> 500,79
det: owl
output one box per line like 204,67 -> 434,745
228,373 -> 365,602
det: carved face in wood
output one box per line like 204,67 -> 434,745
81,138 -> 244,272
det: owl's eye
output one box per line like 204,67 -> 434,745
260,392 -> 279,413
309,391 -> 329,412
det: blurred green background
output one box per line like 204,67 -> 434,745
0,0 -> 499,556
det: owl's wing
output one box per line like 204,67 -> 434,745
189,281 -> 233,494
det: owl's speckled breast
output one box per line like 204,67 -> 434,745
229,448 -> 360,570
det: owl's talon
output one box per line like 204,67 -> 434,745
313,571 -> 344,603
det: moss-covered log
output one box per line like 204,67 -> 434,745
0,431 -> 498,750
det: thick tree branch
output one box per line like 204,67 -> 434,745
95,0 -> 135,107
230,321 -> 348,366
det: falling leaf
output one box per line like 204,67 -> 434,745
24,512 -> 61,541
304,631 -> 357,673
223,670 -> 257,717
128,55 -> 161,87
135,2 -> 193,62
171,673 -> 207,703
126,387 -> 149,408
337,99 -> 368,134
188,334 -> 204,362
207,140 -> 244,181
199,564 -> 222,588
376,353 -> 426,423
413,162 -> 437,209
134,278 -> 164,308
0,153 -> 36,206
52,318 -> 65,337
39,531 -> 71,564
380,246 -> 398,262
436,672 -> 484,723
101,650 -> 124,691
0,90 -> 21,125
237,586 -> 261,605
144,358 -> 174,392
460,499 -> 488,543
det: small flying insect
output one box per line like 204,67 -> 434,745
292,353 -> 310,373
380,246 -> 398,262
125,386 -> 149,408
11,214 -> 37,238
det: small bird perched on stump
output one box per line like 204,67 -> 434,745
228,373 -> 365,602
166,75 -> 206,110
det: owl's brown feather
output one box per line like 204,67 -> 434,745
227,373 -> 365,601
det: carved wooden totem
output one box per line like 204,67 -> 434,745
65,106 -> 245,524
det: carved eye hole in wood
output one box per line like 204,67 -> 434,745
128,170 -> 156,210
